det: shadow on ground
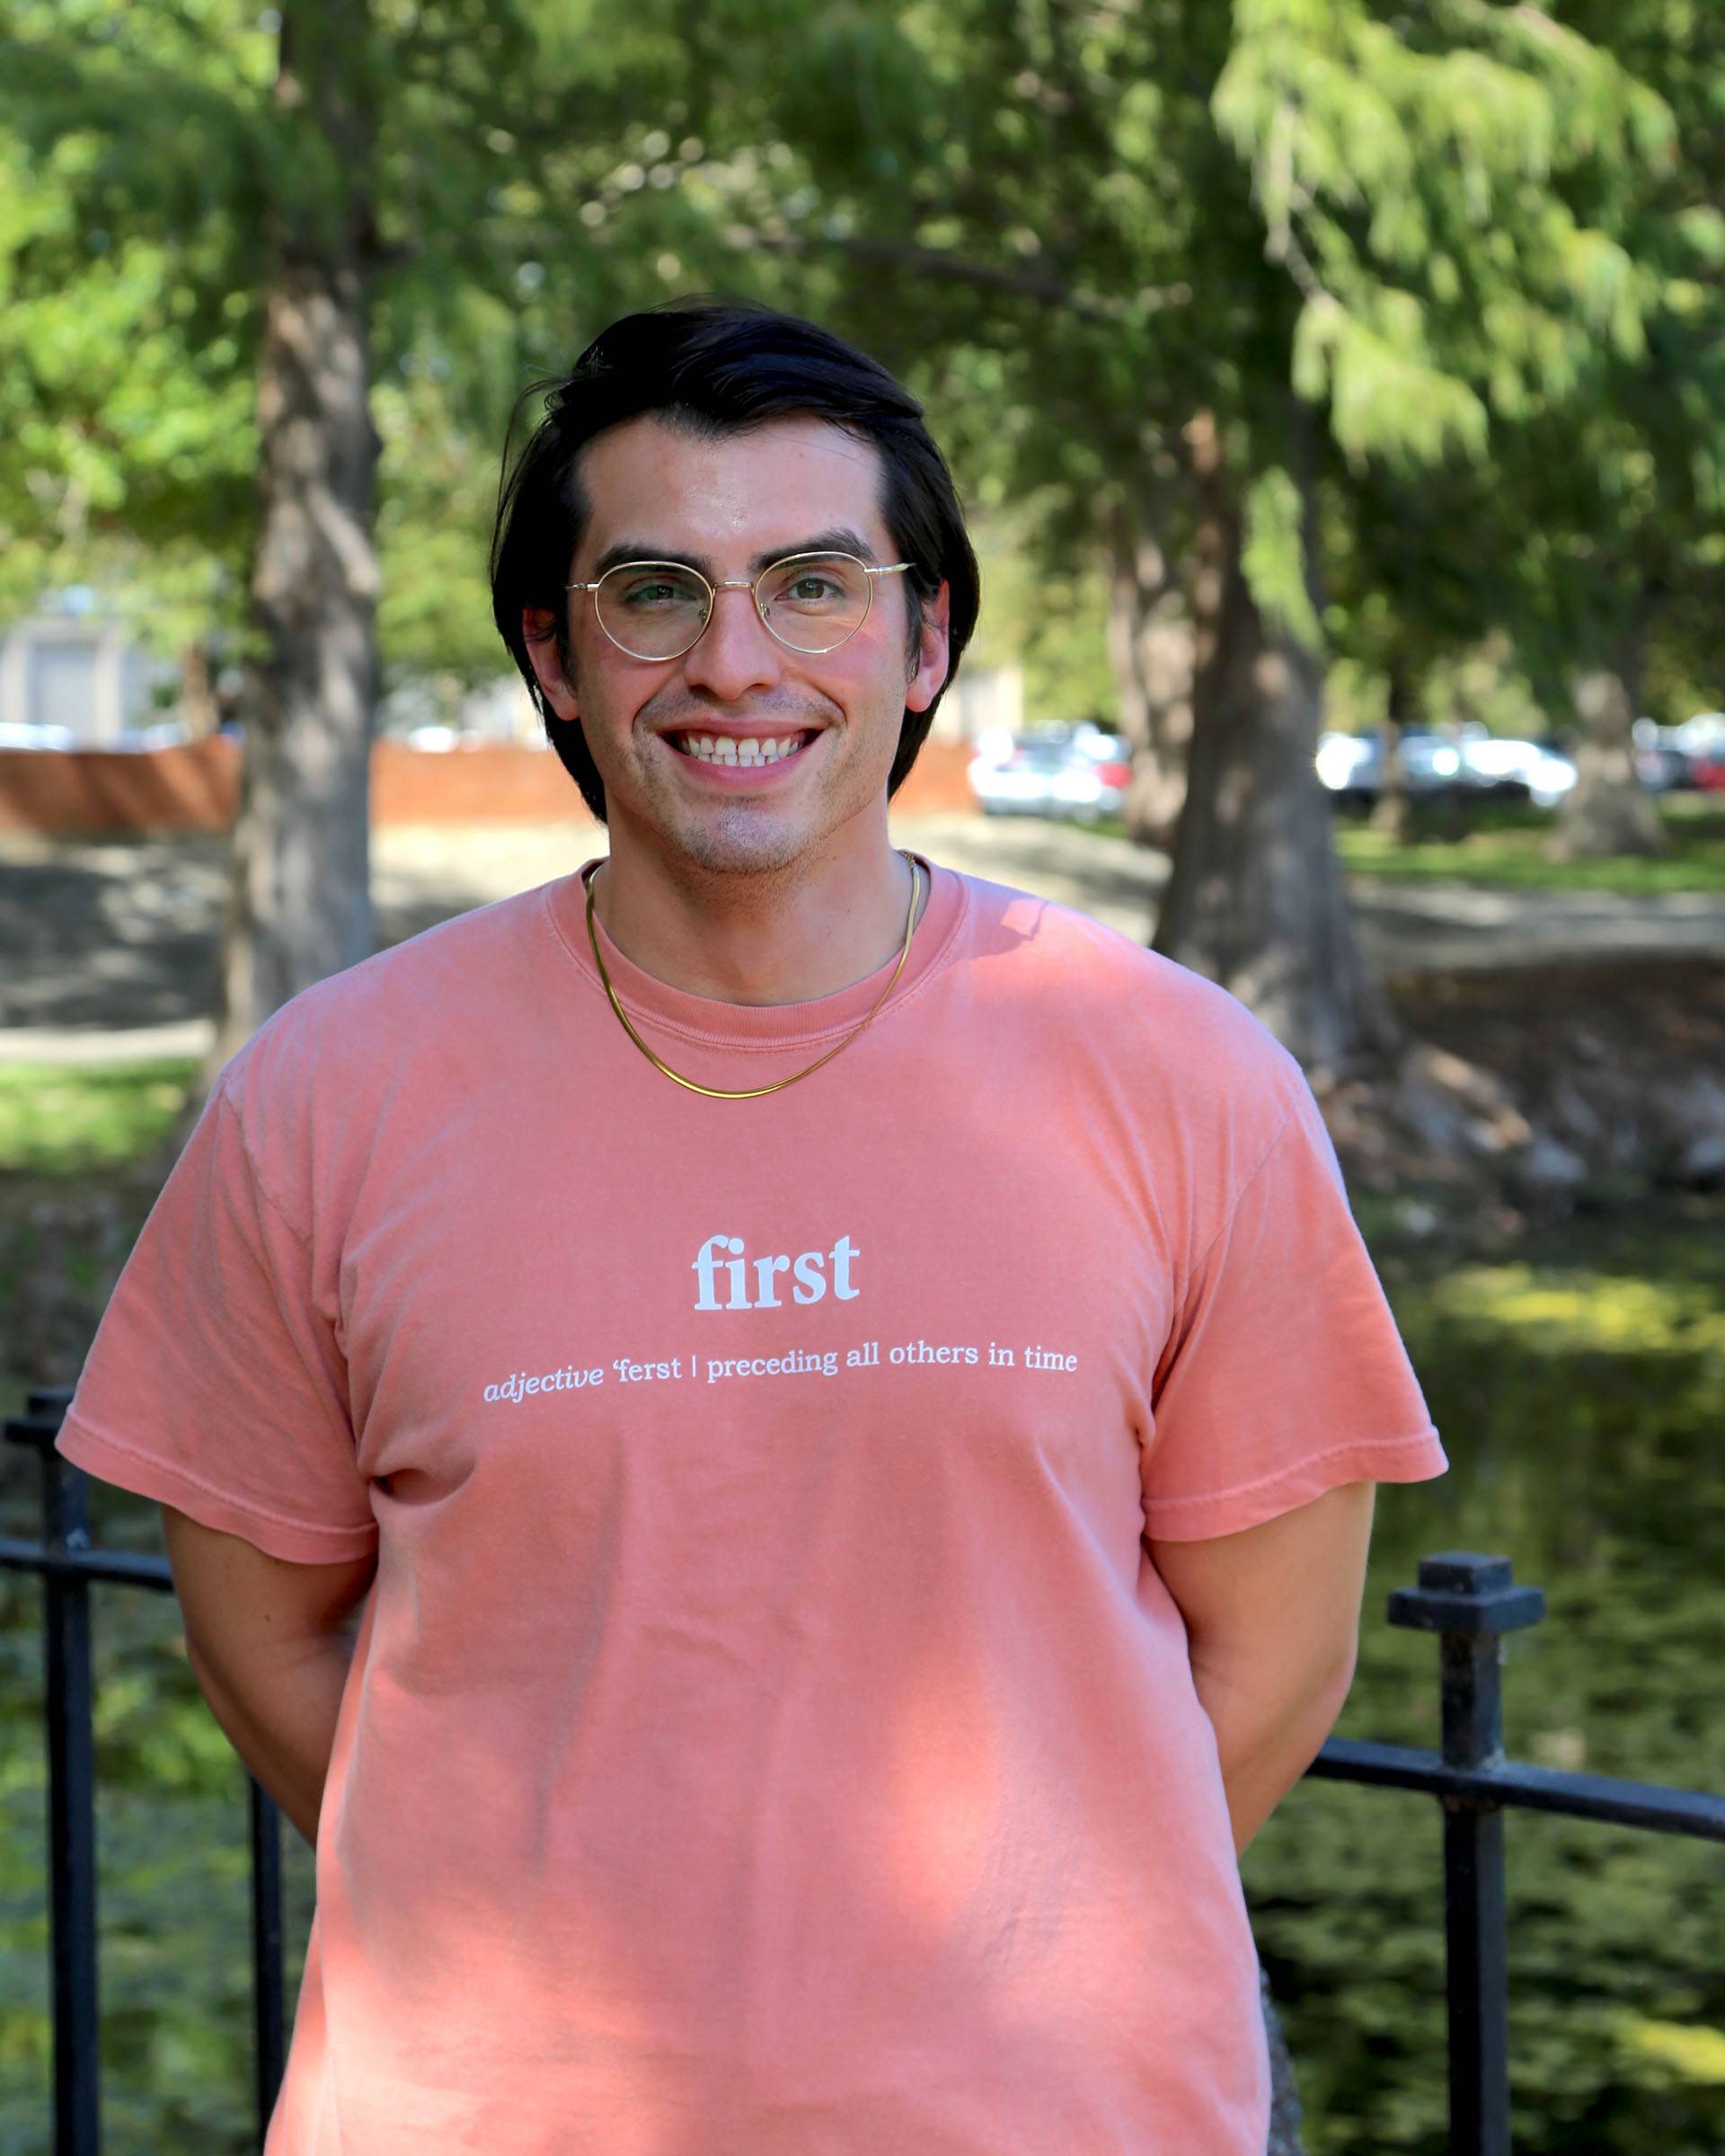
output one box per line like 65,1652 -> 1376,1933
0,836 -> 506,1035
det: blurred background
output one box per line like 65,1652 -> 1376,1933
1,3 -> 1722,2150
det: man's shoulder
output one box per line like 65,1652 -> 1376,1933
942,865 -> 1303,1096
218,879 -> 565,1108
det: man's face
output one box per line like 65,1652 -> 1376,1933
526,413 -> 950,880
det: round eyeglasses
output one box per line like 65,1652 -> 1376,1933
566,551 -> 915,663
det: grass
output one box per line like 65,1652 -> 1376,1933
1075,797 -> 1725,897
0,1060 -> 199,1178
1332,797 -> 1725,896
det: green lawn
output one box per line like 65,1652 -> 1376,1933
0,1060 -> 199,1178
1333,797 -> 1725,895
1078,797 -> 1725,896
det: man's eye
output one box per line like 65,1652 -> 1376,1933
771,564 -> 851,607
620,575 -> 699,608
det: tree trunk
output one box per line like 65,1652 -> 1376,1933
178,639 -> 220,737
1367,656 -> 1413,842
1153,420 -> 1398,1079
1549,605 -> 1666,860
1107,504 -> 1193,848
211,1 -> 381,1068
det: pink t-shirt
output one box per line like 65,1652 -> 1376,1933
60,861 -> 1445,2154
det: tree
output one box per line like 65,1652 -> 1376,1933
220,3 -> 383,1039
0,0 -> 709,1060
1531,0 -> 1725,857
0,21 -> 260,720
694,0 -> 1678,1074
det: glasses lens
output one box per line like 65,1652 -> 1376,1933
595,562 -> 711,658
756,553 -> 871,653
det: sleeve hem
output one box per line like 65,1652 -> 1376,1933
1142,1426 -> 1447,1543
56,1410 -> 379,1567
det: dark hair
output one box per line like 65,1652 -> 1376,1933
490,299 -> 980,821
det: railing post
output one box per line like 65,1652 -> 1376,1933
1388,1552 -> 1545,2156
249,1778 -> 286,2142
5,1386 -> 101,2156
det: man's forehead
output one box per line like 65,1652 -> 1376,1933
575,412 -> 891,555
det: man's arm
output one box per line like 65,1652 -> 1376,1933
1146,1480 -> 1376,1857
162,1506 -> 376,1848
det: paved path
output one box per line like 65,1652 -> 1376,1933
3,816 -> 1722,1064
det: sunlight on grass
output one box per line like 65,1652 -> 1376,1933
1063,800 -> 1725,892
1427,1263 -> 1725,1355
1334,802 -> 1725,895
0,1061 -> 198,1176
1618,2016 -> 1725,2085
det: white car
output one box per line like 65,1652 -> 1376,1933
1314,730 -> 1577,809
968,730 -> 1131,822
0,721 -> 77,751
1456,737 -> 1579,808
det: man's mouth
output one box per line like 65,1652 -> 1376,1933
667,729 -> 819,767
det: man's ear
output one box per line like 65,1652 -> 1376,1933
522,606 -> 579,723
904,581 -> 952,715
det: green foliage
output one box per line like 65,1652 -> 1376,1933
5,0 -> 1720,776
963,513 -> 1119,727
0,0 -> 707,685
1243,465 -> 1322,648
0,1061 -> 197,1177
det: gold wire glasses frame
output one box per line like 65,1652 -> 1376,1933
566,551 -> 914,662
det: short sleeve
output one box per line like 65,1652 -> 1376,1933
1141,1075 -> 1446,1542
56,1081 -> 377,1564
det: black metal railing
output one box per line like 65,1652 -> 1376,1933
1,1388 -> 286,2155
5,1388 -> 1725,2156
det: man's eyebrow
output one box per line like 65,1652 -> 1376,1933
585,527 -> 884,582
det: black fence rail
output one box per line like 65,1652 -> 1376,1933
5,1386 -> 1725,2156
2,1389 -> 286,2154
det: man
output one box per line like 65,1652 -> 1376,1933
60,301 -> 1446,2153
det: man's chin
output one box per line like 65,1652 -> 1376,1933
655,804 -> 819,880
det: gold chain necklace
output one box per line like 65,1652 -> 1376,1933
583,852 -> 924,1100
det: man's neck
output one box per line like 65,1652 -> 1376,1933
589,822 -> 922,1006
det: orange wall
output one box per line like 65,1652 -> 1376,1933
0,734 -> 977,835
0,738 -> 240,835
370,740 -> 592,825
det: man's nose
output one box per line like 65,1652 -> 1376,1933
681,583 -> 783,701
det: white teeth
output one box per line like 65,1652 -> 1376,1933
676,732 -> 809,764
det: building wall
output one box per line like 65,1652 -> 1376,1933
0,614 -> 179,743
0,735 -> 979,835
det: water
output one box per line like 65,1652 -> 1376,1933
1245,1197 -> 1725,2152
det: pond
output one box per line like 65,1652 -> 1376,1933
3,1194 -> 1722,2152
1244,1195 -> 1725,2153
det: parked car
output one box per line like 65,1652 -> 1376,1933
968,728 -> 1132,822
1453,734 -> 1579,808
110,720 -> 192,752
0,721 -> 76,751
1315,729 -> 1577,810
1632,718 -> 1695,793
1672,712 -> 1725,791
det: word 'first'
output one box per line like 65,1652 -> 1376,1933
693,1233 -> 859,1312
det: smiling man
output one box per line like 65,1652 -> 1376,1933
58,302 -> 1446,2154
